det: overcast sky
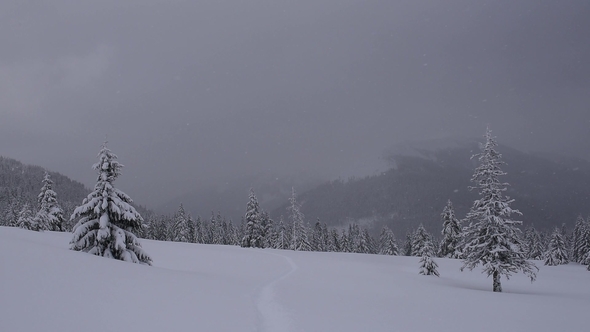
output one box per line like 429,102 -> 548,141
1,0 -> 589,207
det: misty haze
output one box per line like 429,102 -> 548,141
1,1 -> 590,331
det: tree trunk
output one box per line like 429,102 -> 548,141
493,270 -> 502,292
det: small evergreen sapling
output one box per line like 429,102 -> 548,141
70,143 -> 152,265
419,238 -> 439,277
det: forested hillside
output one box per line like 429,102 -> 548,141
0,156 -> 156,230
0,156 -> 90,229
273,141 -> 590,235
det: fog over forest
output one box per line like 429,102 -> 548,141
1,1 -> 589,210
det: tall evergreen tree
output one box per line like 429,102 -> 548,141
260,210 -> 274,248
340,229 -> 350,253
34,171 -> 65,231
461,128 -> 536,292
241,189 -> 264,248
311,220 -> 325,252
194,216 -> 205,244
523,225 -> 545,260
288,188 -> 311,251
439,199 -> 462,258
572,215 -> 587,263
329,229 -> 341,252
403,231 -> 413,256
274,215 -> 290,250
70,143 -> 152,265
359,228 -> 377,254
347,223 -> 361,253
186,214 -> 196,243
379,225 -> 399,255
544,227 -> 569,266
171,204 -> 190,242
4,194 -> 22,227
578,220 -> 590,267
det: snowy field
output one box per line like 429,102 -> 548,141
1,227 -> 588,332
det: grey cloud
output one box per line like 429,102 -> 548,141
1,0 -> 589,207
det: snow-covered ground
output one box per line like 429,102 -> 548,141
1,227 -> 588,332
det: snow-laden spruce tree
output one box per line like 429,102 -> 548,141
544,227 -> 569,266
17,203 -> 36,230
359,228 -> 377,254
572,215 -> 588,263
523,225 -> 545,260
379,225 -> 399,255
70,143 -> 152,265
171,204 -> 190,242
288,188 -> 311,251
411,224 -> 431,257
439,199 -> 462,258
274,215 -> 290,250
241,189 -> 264,248
34,171 -> 65,231
461,128 -> 537,292
419,238 -> 440,276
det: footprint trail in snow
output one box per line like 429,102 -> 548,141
256,252 -> 298,332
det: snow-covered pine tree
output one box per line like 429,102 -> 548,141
221,218 -> 230,245
461,128 -> 536,292
171,204 -> 189,242
17,202 -> 36,230
69,143 -> 152,265
4,194 -> 22,227
411,224 -> 431,257
226,220 -> 239,246
419,238 -> 439,276
145,215 -> 168,241
194,216 -> 204,244
379,225 -> 399,255
288,188 -> 311,251
274,215 -> 289,250
439,199 -> 462,258
572,215 -> 587,263
544,227 -> 569,266
260,210 -> 274,248
524,225 -> 545,260
311,220 -> 324,252
34,171 -> 65,231
403,231 -> 413,256
321,223 -> 331,251
211,211 -> 227,245
578,220 -> 590,267
329,229 -> 341,252
242,189 -> 264,248
347,223 -> 361,253
340,229 -> 350,252
359,228 -> 377,254
186,214 -> 196,243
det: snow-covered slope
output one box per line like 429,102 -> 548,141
1,227 -> 588,332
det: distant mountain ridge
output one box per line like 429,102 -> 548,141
272,139 -> 590,236
0,156 -> 153,229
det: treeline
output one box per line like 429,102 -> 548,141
137,190 -> 590,269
